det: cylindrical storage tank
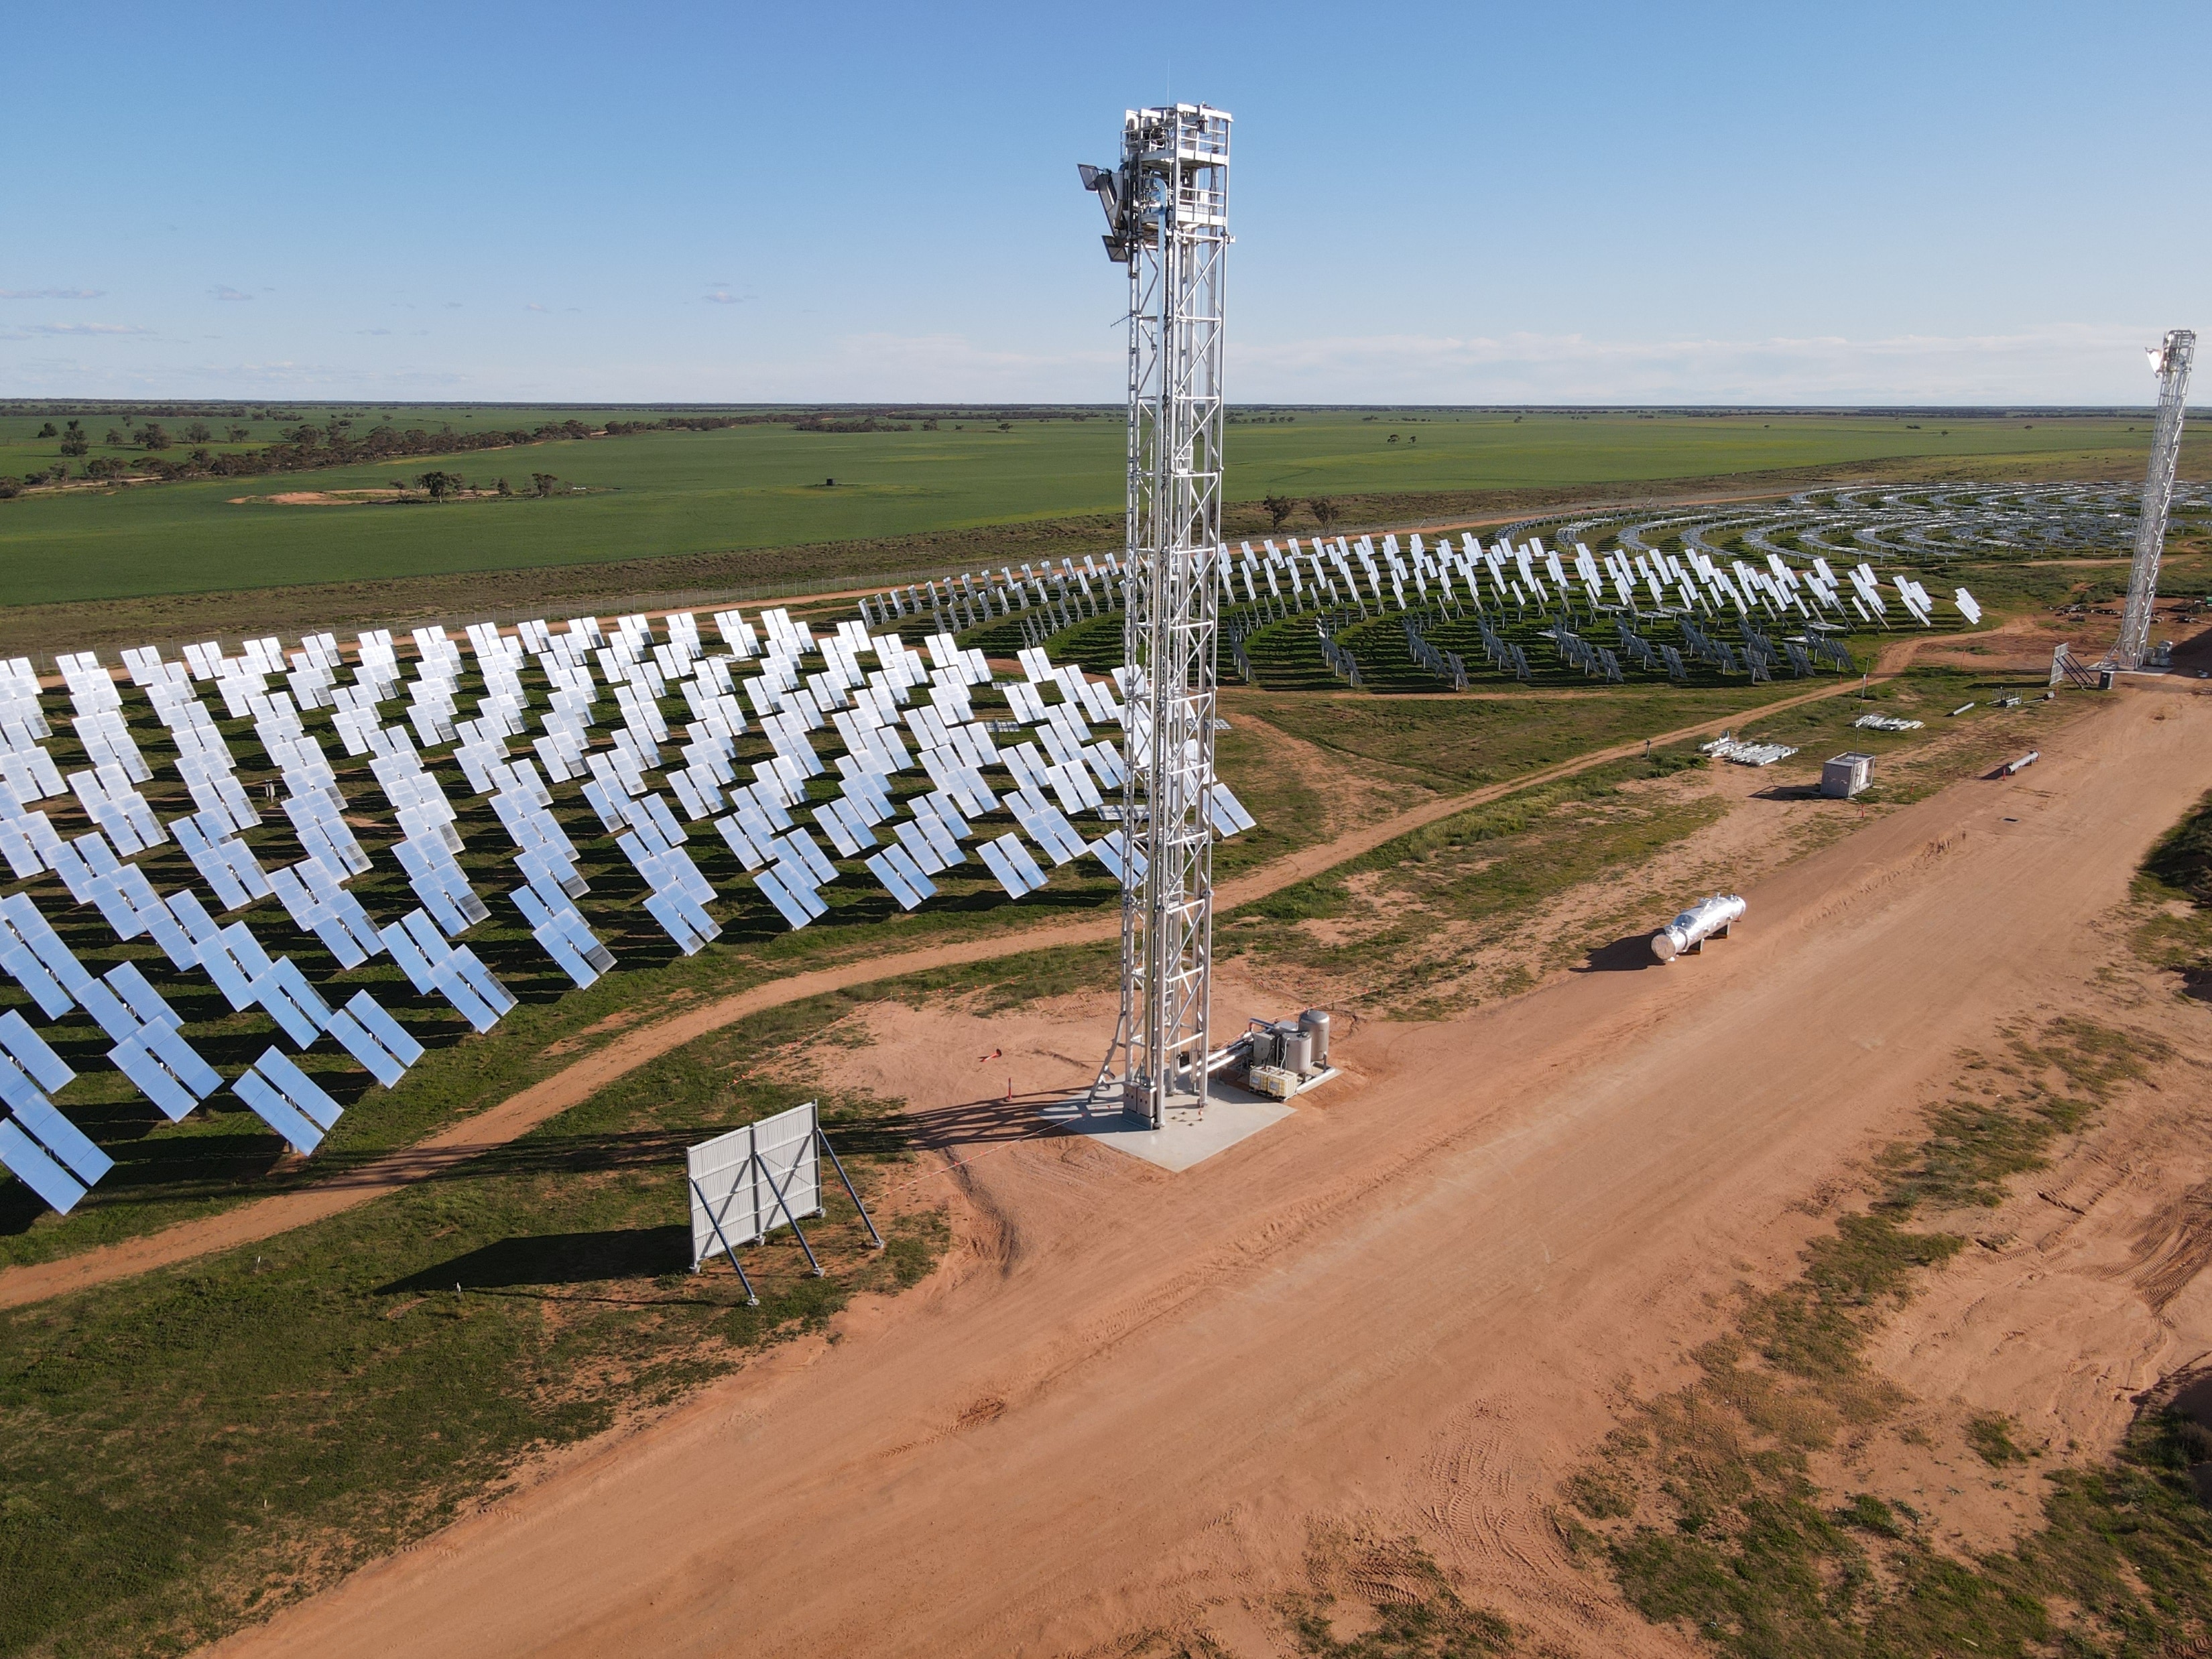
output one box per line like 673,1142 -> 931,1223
1300,1008 -> 1331,1067
1650,894 -> 1747,962
1279,1029 -> 1313,1076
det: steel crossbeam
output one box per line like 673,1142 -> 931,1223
2114,330 -> 2197,670
1082,104 -> 1230,1127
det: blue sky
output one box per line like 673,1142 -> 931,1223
2,1 -> 2202,406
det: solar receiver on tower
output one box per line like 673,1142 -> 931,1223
2114,328 -> 2196,670
1080,104 -> 1230,1127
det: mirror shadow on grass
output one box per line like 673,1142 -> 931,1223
379,1224 -> 693,1293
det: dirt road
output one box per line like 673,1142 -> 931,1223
0,669 -> 1884,1312
203,688 -> 2212,1656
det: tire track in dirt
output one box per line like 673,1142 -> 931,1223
2134,1182 -> 2212,1314
0,656 -> 1923,1311
205,690 -> 2212,1659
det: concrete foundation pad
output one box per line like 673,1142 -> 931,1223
1042,1081 -> 1297,1173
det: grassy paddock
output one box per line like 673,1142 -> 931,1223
0,937 -> 1121,1658
1237,684 -> 1794,790
2,675 -> 2048,1650
0,410 -> 2195,621
1221,749 -> 1725,1017
8,646 -> 1566,1274
1217,667 -> 2080,1018
0,645 -> 1166,1272
2133,785 -> 2212,995
0,953 -> 1123,1657
1735,665 -> 2072,804
0,567 -> 2075,1276
5,453 -> 2198,660
1561,987 -> 2212,1658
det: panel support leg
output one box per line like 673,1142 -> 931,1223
689,1176 -> 759,1306
818,1128 -> 885,1249
757,1152 -> 826,1278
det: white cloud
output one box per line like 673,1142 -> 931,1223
205,360 -> 470,390
1231,323 -> 2170,405
209,286 -> 253,302
652,324 -> 2172,404
499,323 -> 2180,405
0,355 -> 471,397
3,321 -> 151,337
717,330 -> 1119,402
0,287 -> 103,300
1,316 -> 2167,407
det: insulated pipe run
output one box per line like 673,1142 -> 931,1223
1651,894 -> 1746,962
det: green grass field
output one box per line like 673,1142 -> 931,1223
1563,1014 -> 2212,1659
3,390 -> 2209,1656
0,984 -> 949,1657
0,649 -> 1806,1654
0,408 -> 2182,611
0,610 -> 2157,1656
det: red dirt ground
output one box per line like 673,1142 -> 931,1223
0,667 -> 1882,1312
201,684 -> 2212,1657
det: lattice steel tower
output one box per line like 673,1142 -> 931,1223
2114,328 -> 2197,670
1079,104 -> 1230,1127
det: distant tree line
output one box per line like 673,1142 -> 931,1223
390,471 -> 566,502
600,414 -> 790,436
1,418 -> 609,493
791,416 -> 914,433
0,404 -> 1123,497
1250,494 -> 1343,532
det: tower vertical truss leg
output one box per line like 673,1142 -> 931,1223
2114,329 -> 2196,671
1079,104 -> 1231,1128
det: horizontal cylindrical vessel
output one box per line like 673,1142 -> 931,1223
1651,894 -> 1747,962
